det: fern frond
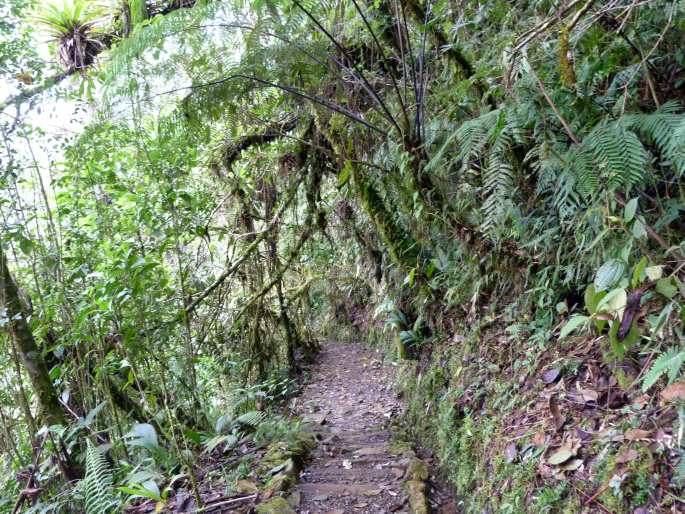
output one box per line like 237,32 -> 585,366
642,347 -> 685,392
626,106 -> 685,175
584,121 -> 648,191
103,0 -> 222,84
455,109 -> 501,169
84,440 -> 115,514
234,410 -> 267,428
480,150 -> 515,232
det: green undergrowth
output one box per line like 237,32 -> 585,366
384,304 -> 675,514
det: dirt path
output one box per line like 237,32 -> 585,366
291,341 -> 454,514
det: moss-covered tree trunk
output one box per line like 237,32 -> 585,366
0,246 -> 66,426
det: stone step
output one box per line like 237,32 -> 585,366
296,481 -> 404,498
300,465 -> 404,483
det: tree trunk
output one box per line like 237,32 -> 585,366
0,245 -> 66,426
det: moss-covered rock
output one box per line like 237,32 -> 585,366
255,430 -> 316,498
255,496 -> 296,514
404,479 -> 429,514
406,457 -> 429,481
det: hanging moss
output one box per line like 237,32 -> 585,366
558,29 -> 576,88
350,163 -> 419,268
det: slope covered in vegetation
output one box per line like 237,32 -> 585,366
1,0 -> 684,512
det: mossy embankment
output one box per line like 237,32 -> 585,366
357,305 -> 680,513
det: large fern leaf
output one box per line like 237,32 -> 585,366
642,347 -> 685,392
84,441 -> 115,514
584,122 -> 648,191
628,105 -> 685,176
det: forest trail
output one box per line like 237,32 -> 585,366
290,341 -> 454,514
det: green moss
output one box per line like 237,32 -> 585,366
406,457 -> 430,481
405,479 -> 430,514
392,328 -> 585,513
256,496 -> 296,514
595,445 -> 656,511
353,165 -> 418,268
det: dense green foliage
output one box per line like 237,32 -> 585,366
1,0 -> 684,511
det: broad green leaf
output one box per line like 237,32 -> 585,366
645,265 -> 663,281
584,284 -> 606,315
609,319 -> 639,359
656,277 -> 678,299
631,257 -> 648,287
125,423 -> 158,448
560,315 -> 589,339
650,302 -> 674,337
631,217 -> 647,239
623,197 -> 638,222
547,447 -> 574,465
596,288 -> 627,317
338,161 -> 351,187
18,236 -> 33,256
594,259 -> 626,291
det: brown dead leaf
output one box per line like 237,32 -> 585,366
549,395 -> 566,430
505,442 -> 517,463
541,368 -> 561,384
575,427 -> 593,443
615,448 -> 639,464
533,431 -> 547,448
632,394 -> 649,408
569,386 -> 599,403
661,382 -> 685,403
578,388 -> 599,402
624,429 -> 650,441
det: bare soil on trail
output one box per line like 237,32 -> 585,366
291,341 -> 455,514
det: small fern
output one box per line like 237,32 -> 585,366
449,108 -> 526,233
627,103 -> 685,176
84,440 -> 115,514
581,121 -> 648,193
642,347 -> 685,392
234,410 -> 267,430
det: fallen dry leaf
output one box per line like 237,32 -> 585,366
624,429 -> 650,441
578,388 -> 599,402
547,446 -> 575,466
549,396 -> 566,430
661,382 -> 685,403
532,431 -> 547,448
505,442 -> 517,463
615,448 -> 639,464
541,368 -> 561,384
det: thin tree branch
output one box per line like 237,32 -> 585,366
291,0 -> 403,136
183,176 -> 303,317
